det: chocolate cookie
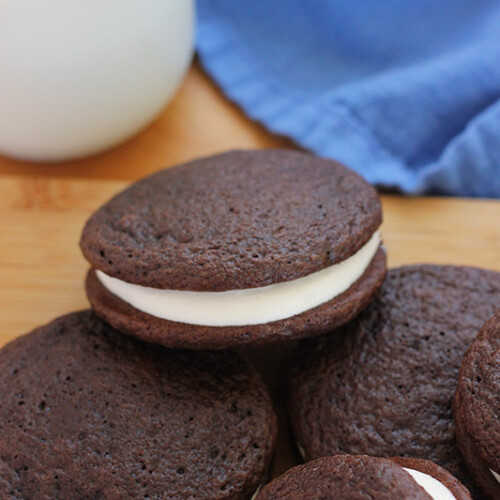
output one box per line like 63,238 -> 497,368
289,265 -> 500,497
0,311 -> 277,499
455,312 -> 500,500
256,455 -> 471,500
80,149 -> 385,349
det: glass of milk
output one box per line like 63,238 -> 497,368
0,0 -> 194,161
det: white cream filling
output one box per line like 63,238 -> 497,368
403,468 -> 456,500
296,441 -> 306,461
96,231 -> 380,327
491,468 -> 500,485
250,484 -> 262,500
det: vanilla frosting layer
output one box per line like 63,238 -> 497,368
96,231 -> 380,327
296,442 -> 306,461
491,468 -> 500,485
250,484 -> 262,500
403,468 -> 456,500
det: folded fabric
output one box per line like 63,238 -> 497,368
196,0 -> 500,197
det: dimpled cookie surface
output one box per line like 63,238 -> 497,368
0,311 -> 277,499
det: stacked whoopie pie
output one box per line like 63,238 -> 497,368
81,150 -> 385,349
0,312 -> 276,499
455,312 -> 500,500
0,149 -> 498,499
256,455 -> 472,500
288,265 -> 500,500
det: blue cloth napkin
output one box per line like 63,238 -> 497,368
196,1 -> 500,197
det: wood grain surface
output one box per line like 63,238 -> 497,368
0,61 -> 499,480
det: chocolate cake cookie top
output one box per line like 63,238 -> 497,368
0,311 -> 277,499
455,312 -> 500,499
80,149 -> 381,291
256,455 -> 471,500
289,265 -> 500,496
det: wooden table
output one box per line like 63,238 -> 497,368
1,62 -> 499,477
